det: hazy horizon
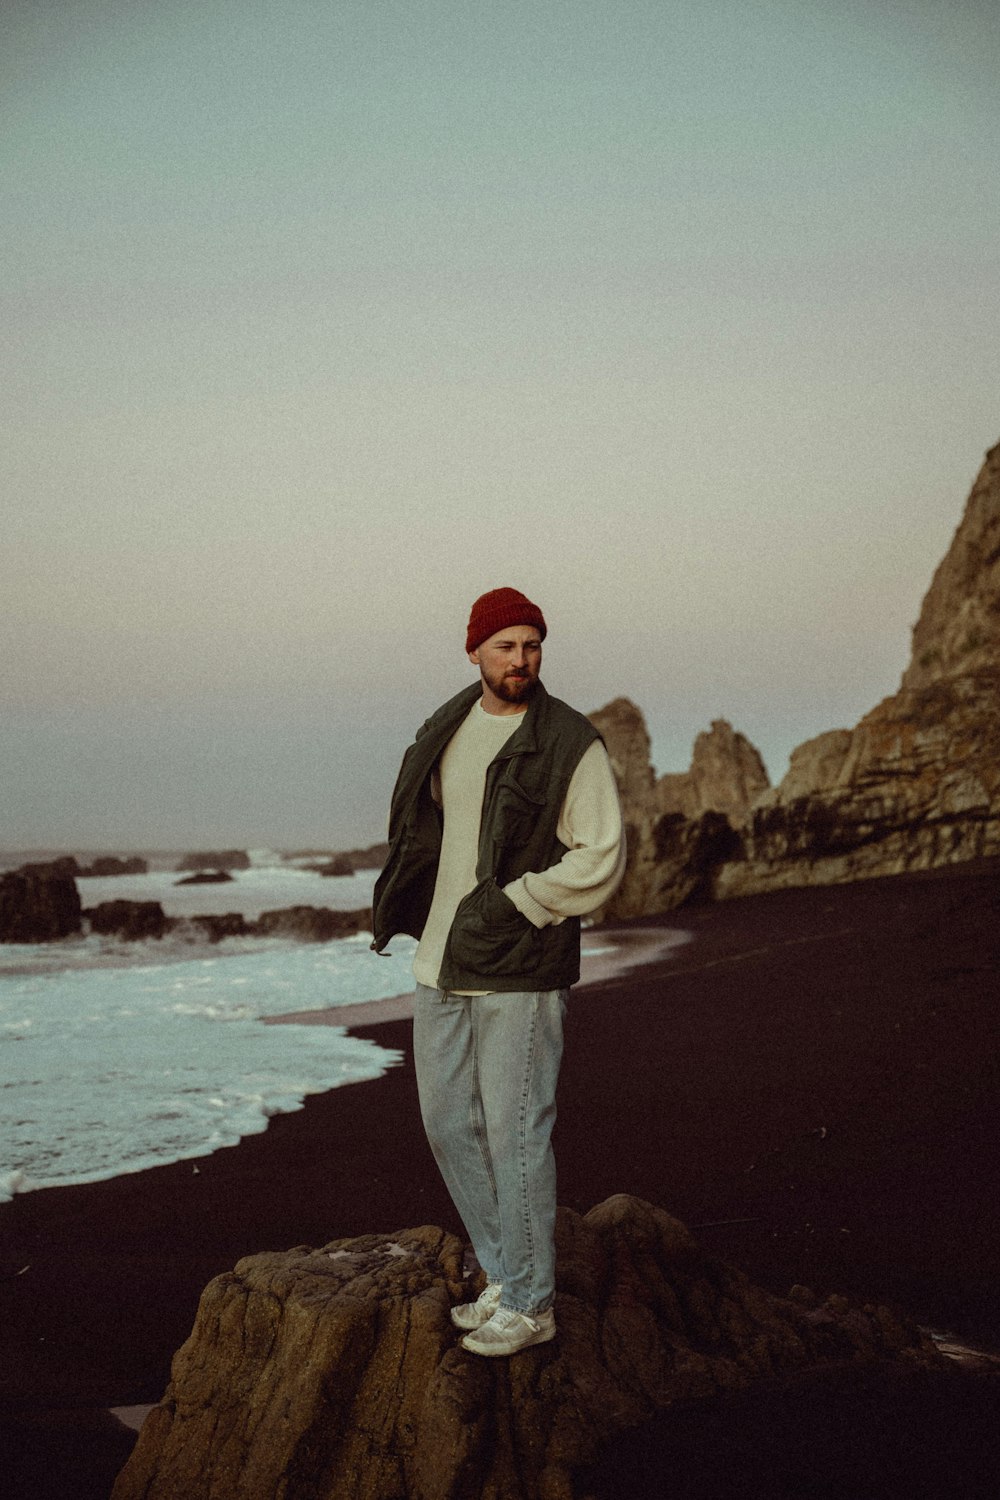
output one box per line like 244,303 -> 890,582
5,1 -> 999,850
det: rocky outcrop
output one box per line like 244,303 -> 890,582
0,869 -> 82,942
657,719 -> 769,823
77,903 -> 370,944
79,856 -> 149,877
86,900 -> 171,941
186,913 -> 251,942
174,870 -> 234,886
716,441 -> 1000,897
113,1196 -> 938,1500
253,905 -> 370,942
15,855 -> 82,878
176,850 -> 251,873
589,702 -> 768,918
595,442 -> 1000,913
305,855 -> 354,877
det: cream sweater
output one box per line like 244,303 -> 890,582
412,699 -> 625,991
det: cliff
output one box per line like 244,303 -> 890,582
112,1195 -> 938,1500
589,703 -> 767,917
594,441 -> 1000,914
718,440 -> 1000,897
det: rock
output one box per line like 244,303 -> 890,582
592,440 -> 1000,913
285,844 -> 391,871
251,906 -> 370,942
0,870 -> 82,942
176,850 -> 251,873
15,855 -> 82,879
716,441 -> 1000,898
112,1195 -> 939,1500
174,870 -> 234,886
588,704 -> 766,919
658,719 -> 770,824
186,913 -> 250,942
78,856 -> 149,878
86,900 -> 171,941
307,856 -> 354,877
341,842 -> 391,871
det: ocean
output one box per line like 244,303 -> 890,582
0,852 -> 415,1202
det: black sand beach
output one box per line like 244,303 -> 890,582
2,860 -> 999,1497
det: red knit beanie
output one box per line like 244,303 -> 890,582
465,587 -> 547,653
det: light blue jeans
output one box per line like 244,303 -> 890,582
412,983 -> 567,1315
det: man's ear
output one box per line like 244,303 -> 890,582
468,649 -> 481,667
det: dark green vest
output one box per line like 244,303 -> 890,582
371,680 -> 600,991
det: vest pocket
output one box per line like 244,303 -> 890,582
492,782 -> 545,848
446,877 -> 538,976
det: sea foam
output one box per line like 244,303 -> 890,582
0,910 -> 416,1200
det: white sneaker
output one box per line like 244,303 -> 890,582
449,1281 -> 502,1331
460,1304 -> 556,1357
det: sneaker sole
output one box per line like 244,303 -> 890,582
460,1324 -> 557,1357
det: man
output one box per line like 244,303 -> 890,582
371,587 -> 624,1356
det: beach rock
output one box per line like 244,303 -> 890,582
176,850 -> 251,873
78,856 -> 149,877
0,869 -> 82,942
251,905 -> 370,941
658,719 -> 770,824
306,855 -> 354,877
174,869 -> 234,885
112,1195 -> 939,1500
341,841 -> 391,871
86,900 -> 171,941
15,855 -> 82,879
187,913 -> 250,942
588,703 -> 764,919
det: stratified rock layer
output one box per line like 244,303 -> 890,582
589,703 -> 766,917
112,1196 -> 937,1500
592,441 -> 1000,913
718,441 -> 1000,897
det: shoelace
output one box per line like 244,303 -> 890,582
492,1307 -> 538,1332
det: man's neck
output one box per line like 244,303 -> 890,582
479,690 -> 529,718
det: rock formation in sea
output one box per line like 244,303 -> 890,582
590,703 -> 766,917
76,901 -> 372,944
595,441 -> 1000,915
252,905 -> 369,941
0,867 -> 82,942
87,900 -> 172,941
112,1195 -> 940,1500
176,849 -> 251,872
79,855 -> 149,877
304,854 -> 354,877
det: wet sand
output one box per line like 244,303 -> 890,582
2,860 -> 999,1497
261,924 -> 693,1029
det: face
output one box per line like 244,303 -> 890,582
469,624 -> 543,712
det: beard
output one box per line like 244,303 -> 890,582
481,666 -> 539,704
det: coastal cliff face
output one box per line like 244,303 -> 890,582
717,440 -> 1000,897
595,441 -> 1000,913
112,1195 -> 938,1500
589,702 -> 768,917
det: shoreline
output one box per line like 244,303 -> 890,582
262,924 -> 693,1030
3,860 -> 999,1497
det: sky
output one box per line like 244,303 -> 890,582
3,0 -> 999,851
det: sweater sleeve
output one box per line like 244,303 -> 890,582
502,740 -> 625,927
